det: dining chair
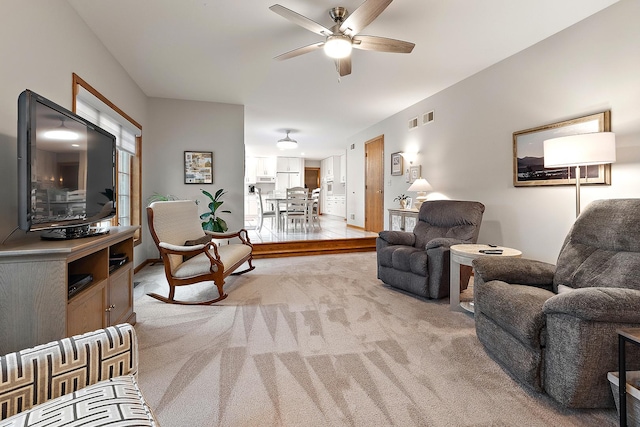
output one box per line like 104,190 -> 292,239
309,188 -> 321,228
255,188 -> 276,232
281,187 -> 309,232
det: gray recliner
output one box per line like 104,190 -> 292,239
376,200 -> 485,299
473,198 -> 640,408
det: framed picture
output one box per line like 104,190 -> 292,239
513,111 -> 611,187
405,197 -> 413,210
184,151 -> 213,184
409,165 -> 421,184
391,152 -> 403,176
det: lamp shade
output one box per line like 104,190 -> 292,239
543,132 -> 616,167
407,178 -> 433,192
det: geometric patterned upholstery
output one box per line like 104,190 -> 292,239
0,376 -> 156,427
0,324 -> 156,425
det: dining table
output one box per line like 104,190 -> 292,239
264,196 -> 315,232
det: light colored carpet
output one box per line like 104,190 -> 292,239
133,252 -> 617,426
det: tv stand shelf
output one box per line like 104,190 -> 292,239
0,226 -> 138,355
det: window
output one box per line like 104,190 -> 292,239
72,74 -> 142,244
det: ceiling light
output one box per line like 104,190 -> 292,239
324,35 -> 352,59
277,130 -> 298,150
43,119 -> 79,141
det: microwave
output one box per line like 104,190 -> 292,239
326,181 -> 333,195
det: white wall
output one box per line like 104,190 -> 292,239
346,0 -> 640,263
0,1 -> 148,262
143,98 -> 244,258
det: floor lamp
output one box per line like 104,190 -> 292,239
407,177 -> 433,211
543,132 -> 616,217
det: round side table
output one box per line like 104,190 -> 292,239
449,244 -> 522,313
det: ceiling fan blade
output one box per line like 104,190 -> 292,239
270,4 -> 333,36
335,57 -> 352,77
339,0 -> 392,36
352,35 -> 415,53
274,42 -> 324,61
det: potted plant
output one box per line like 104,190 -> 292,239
394,194 -> 409,209
200,188 -> 230,232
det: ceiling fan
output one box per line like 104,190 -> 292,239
270,0 -> 415,77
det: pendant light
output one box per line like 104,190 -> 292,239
277,130 -> 298,150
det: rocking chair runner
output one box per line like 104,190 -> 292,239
147,200 -> 254,305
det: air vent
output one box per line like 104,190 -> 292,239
423,110 -> 434,124
408,117 -> 418,130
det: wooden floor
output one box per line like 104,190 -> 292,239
245,214 -> 378,258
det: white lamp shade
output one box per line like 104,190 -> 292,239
543,132 -> 616,167
407,178 -> 433,192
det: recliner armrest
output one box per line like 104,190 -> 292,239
472,257 -> 555,290
543,287 -> 640,323
426,237 -> 467,250
378,230 -> 415,246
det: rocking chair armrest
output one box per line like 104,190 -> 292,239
205,228 -> 253,246
159,241 -> 208,253
159,241 -> 222,261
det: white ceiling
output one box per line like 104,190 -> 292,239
67,0 -> 618,160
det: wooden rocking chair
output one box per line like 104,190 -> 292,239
147,200 -> 254,305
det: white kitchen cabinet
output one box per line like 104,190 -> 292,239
256,157 -> 277,177
245,157 -> 257,184
322,156 -> 339,182
277,157 -> 302,173
276,172 -> 302,191
324,195 -> 346,218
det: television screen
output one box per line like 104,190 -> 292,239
18,90 -> 116,239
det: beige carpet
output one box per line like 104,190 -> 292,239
133,252 -> 617,426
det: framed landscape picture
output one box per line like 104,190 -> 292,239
184,151 -> 213,184
391,152 -> 403,176
512,111 -> 611,187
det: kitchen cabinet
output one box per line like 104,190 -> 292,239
325,195 -> 346,218
277,157 -> 302,173
245,157 -> 257,184
256,157 -> 277,177
276,172 -> 302,191
322,156 -> 341,182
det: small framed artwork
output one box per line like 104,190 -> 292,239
409,165 -> 421,184
405,197 -> 413,210
513,111 -> 611,187
184,151 -> 213,184
391,152 -> 403,176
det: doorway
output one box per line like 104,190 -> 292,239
304,167 -> 320,191
365,135 -> 384,232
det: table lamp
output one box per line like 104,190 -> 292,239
407,177 -> 432,211
543,132 -> 616,217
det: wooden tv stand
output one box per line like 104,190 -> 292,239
0,226 -> 138,355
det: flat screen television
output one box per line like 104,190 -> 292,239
17,89 -> 116,240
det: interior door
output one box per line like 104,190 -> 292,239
365,135 -> 384,232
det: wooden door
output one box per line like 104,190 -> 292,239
365,135 -> 384,232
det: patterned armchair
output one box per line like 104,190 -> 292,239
0,324 -> 157,426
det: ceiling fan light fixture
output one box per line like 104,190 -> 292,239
43,119 -> 79,141
324,35 -> 352,59
277,131 -> 298,150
